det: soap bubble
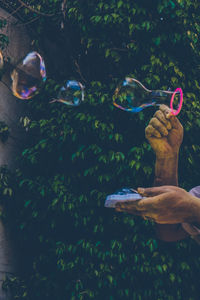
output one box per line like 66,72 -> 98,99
11,51 -> 46,100
51,80 -> 84,106
113,78 -> 157,112
113,77 -> 181,113
0,51 -> 3,70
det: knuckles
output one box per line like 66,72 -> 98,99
145,124 -> 153,137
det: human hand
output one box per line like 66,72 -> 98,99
145,105 -> 183,158
115,186 -> 200,224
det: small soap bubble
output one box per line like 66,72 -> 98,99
52,80 -> 84,106
11,51 -> 46,100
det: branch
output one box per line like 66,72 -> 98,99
14,15 -> 40,26
74,59 -> 87,83
61,0 -> 67,29
2,4 -> 24,20
18,0 -> 55,17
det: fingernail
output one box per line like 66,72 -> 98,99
115,206 -> 122,212
166,112 -> 172,119
138,188 -> 144,194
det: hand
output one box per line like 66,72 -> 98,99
115,186 -> 200,224
145,105 -> 183,158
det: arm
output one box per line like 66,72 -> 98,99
154,154 -> 189,241
154,154 -> 178,187
115,105 -> 195,241
145,105 -> 189,241
115,185 -> 200,233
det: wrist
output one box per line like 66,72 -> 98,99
190,197 -> 200,224
155,151 -> 179,160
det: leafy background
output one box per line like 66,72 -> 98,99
1,0 -> 200,299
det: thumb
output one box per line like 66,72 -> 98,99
166,114 -> 181,130
159,104 -> 181,129
137,186 -> 171,197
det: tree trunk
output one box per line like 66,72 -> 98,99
0,7 -> 31,299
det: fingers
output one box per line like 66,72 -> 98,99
145,105 -> 173,138
145,124 -> 161,138
146,104 -> 182,135
115,195 -> 158,210
115,200 -> 147,216
159,104 -> 171,117
115,194 -> 164,218
153,110 -> 172,130
138,186 -> 166,197
137,186 -> 174,197
149,117 -> 168,136
115,204 -> 146,216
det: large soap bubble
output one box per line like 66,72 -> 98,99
11,51 -> 46,100
51,80 -> 84,106
113,77 -> 182,115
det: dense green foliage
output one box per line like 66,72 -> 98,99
0,121 -> 9,142
1,0 -> 200,299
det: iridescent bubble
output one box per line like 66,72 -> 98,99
51,80 -> 84,106
11,51 -> 46,100
113,77 -> 181,113
0,51 -> 3,70
113,78 -> 156,112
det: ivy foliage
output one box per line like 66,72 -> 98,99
1,0 -> 200,299
0,121 -> 9,142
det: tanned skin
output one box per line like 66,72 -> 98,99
115,105 -> 200,241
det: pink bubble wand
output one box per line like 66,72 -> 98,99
170,87 -> 183,116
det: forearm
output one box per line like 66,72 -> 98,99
154,153 -> 178,186
155,223 -> 189,241
154,152 -> 189,241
